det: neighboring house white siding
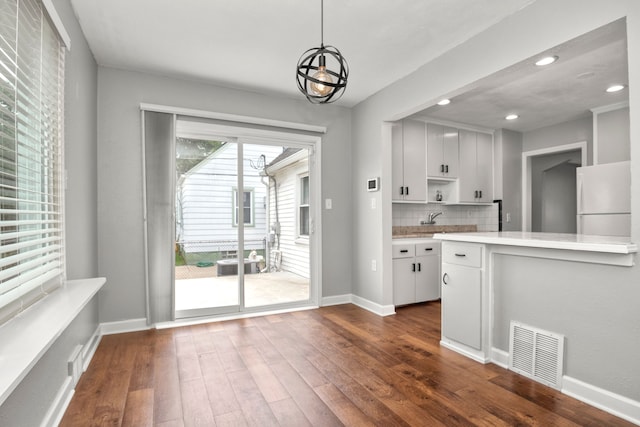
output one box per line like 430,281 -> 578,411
268,154 -> 310,279
178,143 -> 282,256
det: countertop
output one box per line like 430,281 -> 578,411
433,231 -> 638,254
392,224 -> 477,239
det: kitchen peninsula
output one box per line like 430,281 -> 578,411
432,231 -> 637,374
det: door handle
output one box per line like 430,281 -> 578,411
417,263 -> 421,272
400,186 -> 404,195
441,164 -> 444,173
445,164 -> 449,173
405,186 -> 409,195
412,263 -> 416,272
442,272 -> 449,285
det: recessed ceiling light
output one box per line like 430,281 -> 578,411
535,56 -> 558,66
505,114 -> 519,120
437,98 -> 451,106
606,84 -> 625,93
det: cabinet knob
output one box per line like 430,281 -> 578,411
442,272 -> 449,285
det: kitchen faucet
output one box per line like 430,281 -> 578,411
421,211 -> 443,225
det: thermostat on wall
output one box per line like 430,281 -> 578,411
367,177 -> 380,192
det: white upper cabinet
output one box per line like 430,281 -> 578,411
392,120 -> 427,202
458,130 -> 493,203
427,123 -> 459,178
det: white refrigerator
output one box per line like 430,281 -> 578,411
576,161 -> 631,236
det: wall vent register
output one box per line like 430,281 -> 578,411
509,321 -> 565,389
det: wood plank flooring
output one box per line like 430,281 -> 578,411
60,302 -> 634,426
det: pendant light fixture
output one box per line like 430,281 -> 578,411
296,0 -> 349,104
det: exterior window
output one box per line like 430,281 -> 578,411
299,175 -> 309,237
0,0 -> 66,323
233,189 -> 254,226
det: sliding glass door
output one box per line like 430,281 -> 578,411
173,131 -> 312,318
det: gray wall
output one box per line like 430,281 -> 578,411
351,0 -> 640,403
495,129 -> 523,231
523,116 -> 593,163
540,162 -> 578,233
493,254 -> 640,400
597,106 -> 630,163
530,151 -> 581,232
0,0 -> 100,424
97,68 -> 353,323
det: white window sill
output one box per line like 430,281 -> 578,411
0,277 -> 106,406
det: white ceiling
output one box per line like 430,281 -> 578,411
69,0 -> 535,107
412,18 -> 629,133
70,1 -> 628,133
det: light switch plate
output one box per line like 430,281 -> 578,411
325,198 -> 332,210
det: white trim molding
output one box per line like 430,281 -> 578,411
99,318 -> 150,335
140,103 -> 327,134
321,294 -> 396,316
562,376 -> 640,426
521,141 -> 588,231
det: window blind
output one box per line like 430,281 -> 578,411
0,0 -> 65,323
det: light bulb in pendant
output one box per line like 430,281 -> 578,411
310,56 -> 333,96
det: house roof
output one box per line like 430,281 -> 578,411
265,148 -> 307,174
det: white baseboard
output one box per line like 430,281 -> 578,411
320,294 -> 352,306
41,377 -> 74,427
491,347 -> 509,368
82,326 -> 102,372
490,349 -> 640,425
321,294 -> 396,316
562,376 -> 640,426
351,294 -> 396,316
100,318 -> 150,335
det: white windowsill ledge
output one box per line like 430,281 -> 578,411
0,277 -> 106,406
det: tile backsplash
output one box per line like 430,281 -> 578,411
392,203 -> 499,232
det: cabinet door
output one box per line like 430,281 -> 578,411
427,123 -> 444,176
441,263 -> 481,349
391,122 -> 405,201
475,132 -> 493,202
393,257 -> 416,306
402,120 -> 427,201
458,129 -> 477,202
415,254 -> 440,302
442,126 -> 459,177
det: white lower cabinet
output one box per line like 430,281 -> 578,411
393,240 -> 440,306
441,242 -> 484,352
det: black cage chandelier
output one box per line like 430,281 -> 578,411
296,0 -> 349,104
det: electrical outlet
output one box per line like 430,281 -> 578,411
370,197 -> 376,209
371,260 -> 377,271
506,212 -> 511,223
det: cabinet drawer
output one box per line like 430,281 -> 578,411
442,242 -> 482,267
392,244 -> 415,258
416,241 -> 440,256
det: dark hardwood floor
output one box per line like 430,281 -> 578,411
60,302 -> 633,426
